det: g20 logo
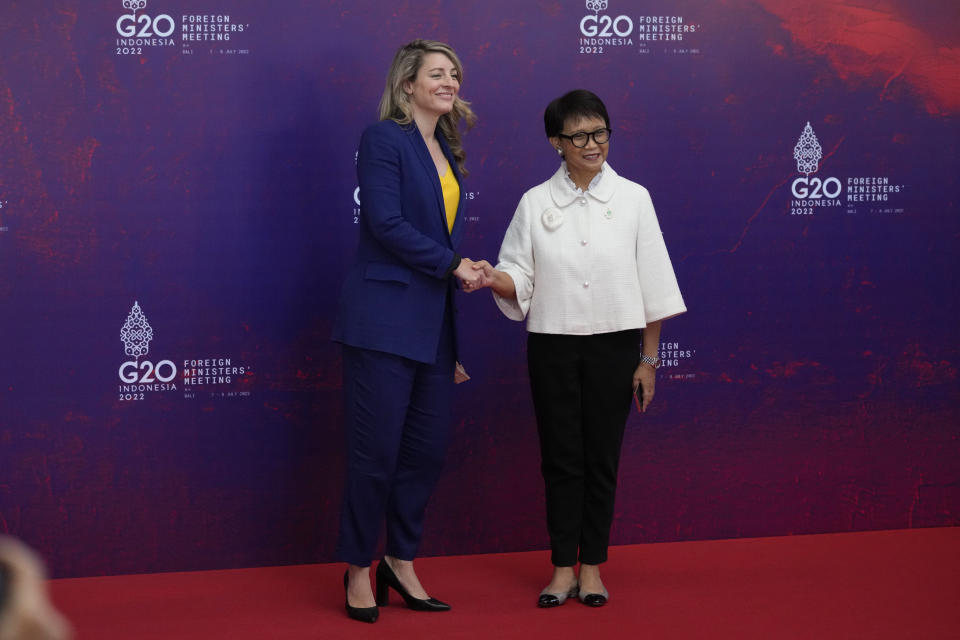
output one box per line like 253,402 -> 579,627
118,301 -> 176,386
791,176 -> 841,199
790,122 -> 842,200
116,12 -> 175,38
580,14 -> 634,37
118,359 -> 177,384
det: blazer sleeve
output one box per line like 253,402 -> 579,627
493,193 -> 536,321
358,125 -> 457,279
635,187 -> 686,323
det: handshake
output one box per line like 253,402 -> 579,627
453,258 -> 498,293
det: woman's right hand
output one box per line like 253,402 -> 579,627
454,257 -> 484,291
471,260 -> 494,283
466,260 -> 516,298
462,260 -> 493,293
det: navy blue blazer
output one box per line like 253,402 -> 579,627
332,119 -> 466,364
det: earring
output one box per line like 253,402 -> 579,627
556,148 -> 563,155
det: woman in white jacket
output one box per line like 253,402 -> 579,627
470,90 -> 685,608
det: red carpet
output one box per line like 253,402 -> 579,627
50,527 -> 959,639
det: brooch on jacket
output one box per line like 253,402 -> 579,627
541,208 -> 563,231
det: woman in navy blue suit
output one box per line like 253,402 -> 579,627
331,40 -> 481,623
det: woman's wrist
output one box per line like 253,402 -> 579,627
639,354 -> 660,369
445,253 -> 463,278
490,270 -> 516,298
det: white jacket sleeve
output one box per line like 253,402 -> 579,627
636,188 -> 686,323
493,193 -> 536,321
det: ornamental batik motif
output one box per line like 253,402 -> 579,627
586,0 -> 608,15
793,121 -> 822,175
123,0 -> 147,14
120,301 -> 153,359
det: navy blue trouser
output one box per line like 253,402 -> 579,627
336,310 -> 455,567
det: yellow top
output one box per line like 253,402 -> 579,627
439,161 -> 459,233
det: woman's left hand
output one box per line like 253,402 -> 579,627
633,362 -> 656,412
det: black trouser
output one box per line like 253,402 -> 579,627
527,330 -> 639,566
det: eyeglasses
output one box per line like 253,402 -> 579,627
558,128 -> 612,148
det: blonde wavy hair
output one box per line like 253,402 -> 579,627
378,39 -> 477,175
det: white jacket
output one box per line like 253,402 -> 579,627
494,162 -> 686,334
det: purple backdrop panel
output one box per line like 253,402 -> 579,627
0,0 -> 957,577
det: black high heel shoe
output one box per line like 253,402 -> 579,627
343,570 -> 379,623
375,559 -> 451,611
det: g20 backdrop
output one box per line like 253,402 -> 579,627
0,0 -> 957,578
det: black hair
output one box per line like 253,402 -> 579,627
544,89 -> 610,137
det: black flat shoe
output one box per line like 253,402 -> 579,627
343,570 -> 379,623
375,559 -> 451,611
537,581 -> 579,608
579,586 -> 609,607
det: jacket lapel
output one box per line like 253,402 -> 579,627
437,131 -> 465,247
405,124 -> 448,237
